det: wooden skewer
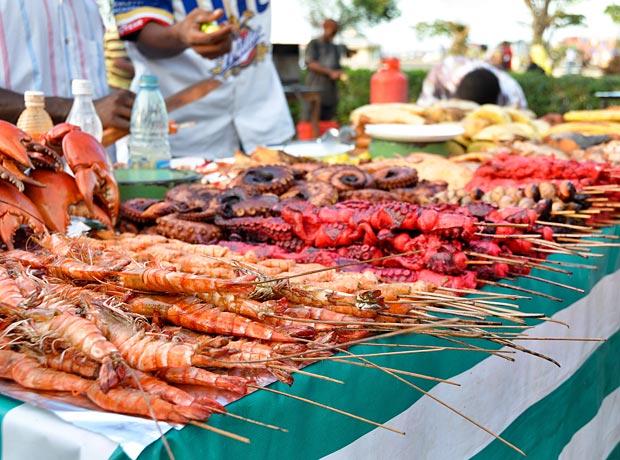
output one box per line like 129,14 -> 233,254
332,347 -> 526,456
520,274 -> 585,293
213,409 -> 289,432
477,222 -> 529,228
438,285 -> 530,299
535,220 -> 593,231
465,251 -> 571,275
507,336 -> 605,342
551,233 -> 619,240
251,385 -> 405,435
466,260 -> 495,265
269,364 -> 344,384
291,348 -> 453,361
509,254 -> 598,270
189,421 -> 251,444
329,358 -> 461,386
474,233 -> 541,239
478,279 -> 563,302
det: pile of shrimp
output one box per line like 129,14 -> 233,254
0,233 -> 544,424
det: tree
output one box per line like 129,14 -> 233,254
605,4 -> 620,24
414,21 -> 469,56
304,0 -> 400,30
522,0 -> 586,46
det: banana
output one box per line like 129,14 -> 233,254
473,122 -> 539,142
471,104 -> 512,124
547,122 -> 620,136
563,109 -> 620,122
506,108 -> 535,124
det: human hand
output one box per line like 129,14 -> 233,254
94,90 -> 136,130
173,8 -> 233,59
329,70 -> 343,81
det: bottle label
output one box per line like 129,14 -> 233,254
155,159 -> 171,169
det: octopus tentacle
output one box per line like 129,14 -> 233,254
156,214 -> 221,244
280,181 -> 338,207
308,165 -> 374,191
339,189 -> 396,203
234,165 -> 294,195
372,167 -> 418,190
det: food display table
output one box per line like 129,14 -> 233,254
0,227 -> 617,460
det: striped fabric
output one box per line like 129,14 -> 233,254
0,227 -> 617,459
0,0 -> 108,98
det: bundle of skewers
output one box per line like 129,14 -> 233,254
0,231 -> 595,455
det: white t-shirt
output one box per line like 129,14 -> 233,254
114,0 -> 294,158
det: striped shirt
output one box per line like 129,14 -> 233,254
417,56 -> 527,109
113,0 -> 294,158
0,0 -> 108,98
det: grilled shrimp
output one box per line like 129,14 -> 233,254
0,301 -> 124,392
157,367 -> 248,395
122,369 -> 198,407
0,350 -> 91,394
0,267 -> 26,308
125,295 -> 301,342
86,385 -> 211,423
116,267 -> 255,295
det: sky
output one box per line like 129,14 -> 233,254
271,0 -> 619,53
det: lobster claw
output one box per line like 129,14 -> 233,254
0,182 -> 47,250
45,126 -> 120,225
25,170 -> 112,233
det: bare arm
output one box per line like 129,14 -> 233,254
135,9 -> 232,59
0,88 -> 72,124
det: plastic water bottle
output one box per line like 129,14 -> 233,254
66,79 -> 103,142
128,75 -> 170,169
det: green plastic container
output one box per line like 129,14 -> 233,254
369,139 -> 452,158
114,168 -> 201,201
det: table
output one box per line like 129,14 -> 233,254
595,91 -> 620,107
0,227 -> 618,460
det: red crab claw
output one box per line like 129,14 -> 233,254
0,182 -> 47,249
46,127 -> 120,225
25,170 -> 112,233
0,121 -> 34,168
43,122 -> 80,153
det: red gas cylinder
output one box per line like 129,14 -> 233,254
370,58 -> 409,103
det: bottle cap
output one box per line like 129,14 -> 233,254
72,79 -> 93,96
24,90 -> 45,108
139,75 -> 159,88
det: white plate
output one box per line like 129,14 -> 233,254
271,141 -> 353,158
365,123 -> 465,143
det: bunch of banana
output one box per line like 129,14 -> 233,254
451,104 -> 547,153
546,109 -> 620,137
547,121 -> 620,137
563,108 -> 620,122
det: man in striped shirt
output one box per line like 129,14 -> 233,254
0,0 -> 134,129
113,1 -> 295,158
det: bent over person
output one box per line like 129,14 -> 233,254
113,1 -> 295,158
417,56 -> 527,108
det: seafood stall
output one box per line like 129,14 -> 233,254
0,111 -> 618,460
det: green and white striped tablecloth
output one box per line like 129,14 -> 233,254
1,227 -> 618,460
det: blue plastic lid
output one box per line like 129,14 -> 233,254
139,75 -> 159,88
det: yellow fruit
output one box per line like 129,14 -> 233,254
506,108 -> 535,124
200,22 -> 220,34
473,122 -> 539,142
472,104 -> 512,124
547,122 -> 620,136
563,110 -> 620,122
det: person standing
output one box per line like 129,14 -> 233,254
0,0 -> 134,129
304,19 -> 343,121
113,1 -> 294,158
